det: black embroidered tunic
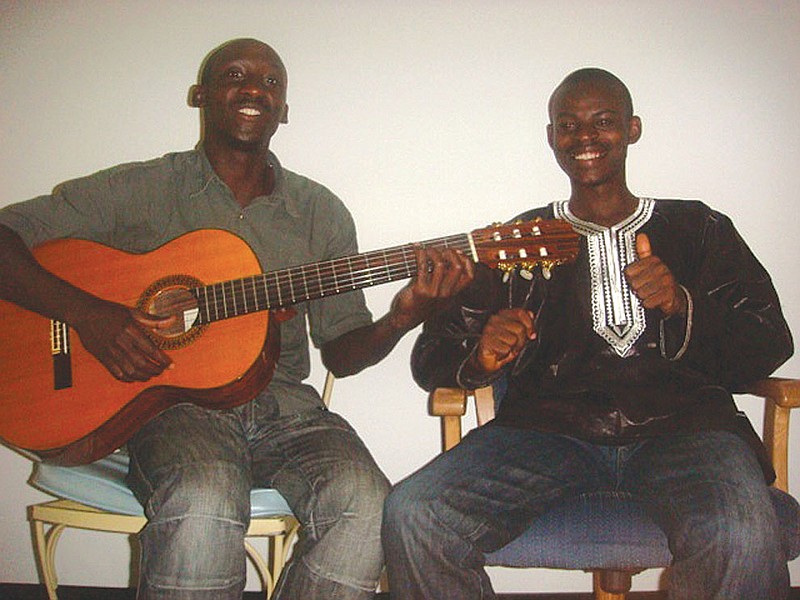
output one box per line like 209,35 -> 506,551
412,199 -> 793,479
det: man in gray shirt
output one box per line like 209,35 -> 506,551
0,38 -> 474,599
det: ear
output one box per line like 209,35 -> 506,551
280,104 -> 289,124
546,123 -> 555,150
188,84 -> 205,108
628,115 -> 642,144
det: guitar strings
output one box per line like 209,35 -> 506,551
194,234 -> 473,322
193,226 -> 579,324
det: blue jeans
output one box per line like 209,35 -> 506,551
126,401 -> 390,600
383,424 -> 788,600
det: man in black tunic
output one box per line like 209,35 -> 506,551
383,68 -> 794,600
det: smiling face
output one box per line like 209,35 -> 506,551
547,72 -> 641,192
190,39 -> 288,152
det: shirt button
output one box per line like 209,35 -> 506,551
238,213 -> 244,220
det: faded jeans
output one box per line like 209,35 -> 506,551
383,424 -> 789,600
126,401 -> 390,600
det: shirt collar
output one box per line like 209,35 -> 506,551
193,145 -> 300,217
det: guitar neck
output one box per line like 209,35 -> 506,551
192,233 -> 473,324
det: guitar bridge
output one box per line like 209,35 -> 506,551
50,319 -> 73,390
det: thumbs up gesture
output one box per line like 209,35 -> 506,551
635,232 -> 653,260
624,233 -> 687,317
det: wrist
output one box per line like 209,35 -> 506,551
456,347 -> 500,389
668,285 -> 688,317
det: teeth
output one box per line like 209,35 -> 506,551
239,107 -> 261,116
574,151 -> 601,161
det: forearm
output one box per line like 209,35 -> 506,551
321,246 -> 479,377
320,312 -> 410,378
679,280 -> 793,384
657,209 -> 793,384
411,330 -> 478,391
0,225 -> 96,325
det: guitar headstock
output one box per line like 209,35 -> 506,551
470,218 -> 580,275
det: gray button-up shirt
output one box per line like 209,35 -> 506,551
0,147 -> 374,414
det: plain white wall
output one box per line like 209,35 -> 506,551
1,0 -> 799,593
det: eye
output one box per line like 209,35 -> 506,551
226,68 -> 244,80
595,116 -> 615,128
557,120 -> 576,131
265,76 -> 279,86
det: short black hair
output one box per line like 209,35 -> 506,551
549,68 -> 634,119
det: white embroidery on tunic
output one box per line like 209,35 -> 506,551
553,198 -> 655,357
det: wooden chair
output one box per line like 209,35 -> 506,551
429,377 -> 800,599
27,372 -> 336,600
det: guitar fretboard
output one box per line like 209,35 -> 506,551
192,233 -> 472,324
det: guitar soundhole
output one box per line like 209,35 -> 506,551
138,275 -> 206,350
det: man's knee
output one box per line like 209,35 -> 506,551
317,461 -> 391,527
138,512 -> 247,597
715,500 -> 779,557
147,460 -> 251,523
383,475 -> 440,543
676,481 -> 780,560
137,461 -> 251,596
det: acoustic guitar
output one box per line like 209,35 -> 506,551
0,220 -> 579,465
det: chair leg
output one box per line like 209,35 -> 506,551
31,518 -> 65,600
266,521 -> 300,598
269,532 -> 286,588
593,569 -> 633,600
378,568 -> 390,592
245,539 -> 274,596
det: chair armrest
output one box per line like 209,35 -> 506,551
744,377 -> 800,493
745,378 -> 800,408
429,388 -> 469,417
429,388 -> 469,452
429,386 -> 497,452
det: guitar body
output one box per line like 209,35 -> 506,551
0,229 -> 277,465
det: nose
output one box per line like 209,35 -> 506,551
239,75 -> 270,98
576,122 -> 598,141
